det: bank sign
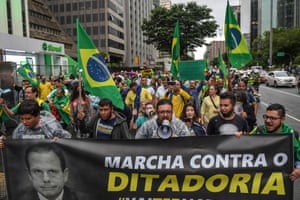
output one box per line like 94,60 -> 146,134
42,42 -> 64,54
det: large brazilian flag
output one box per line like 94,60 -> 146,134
17,63 -> 39,87
225,1 -> 252,68
76,19 -> 124,110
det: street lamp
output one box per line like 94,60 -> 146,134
269,0 -> 273,68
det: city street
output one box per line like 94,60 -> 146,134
256,84 -> 300,200
257,84 -> 300,131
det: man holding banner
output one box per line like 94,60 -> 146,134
251,103 -> 300,181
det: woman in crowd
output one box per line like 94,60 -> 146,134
201,84 -> 220,127
180,103 -> 206,136
234,90 -> 256,132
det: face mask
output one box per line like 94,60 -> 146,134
146,109 -> 154,116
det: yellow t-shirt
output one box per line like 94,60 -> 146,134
125,88 -> 152,109
163,89 -> 191,118
39,81 -> 53,101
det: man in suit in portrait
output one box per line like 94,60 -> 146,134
20,143 -> 78,200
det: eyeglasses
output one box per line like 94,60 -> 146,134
158,110 -> 172,114
262,114 -> 281,121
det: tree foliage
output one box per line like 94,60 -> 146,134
141,2 -> 218,60
251,28 -> 300,66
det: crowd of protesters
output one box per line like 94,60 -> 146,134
0,66 -> 300,182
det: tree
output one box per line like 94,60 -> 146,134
141,2 -> 218,60
251,28 -> 300,67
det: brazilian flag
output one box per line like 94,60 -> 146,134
170,20 -> 180,80
17,63 -> 39,87
76,19 -> 124,110
225,0 -> 252,68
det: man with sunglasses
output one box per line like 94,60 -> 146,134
251,103 -> 300,181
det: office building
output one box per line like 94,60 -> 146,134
124,0 -> 156,68
0,0 -> 75,77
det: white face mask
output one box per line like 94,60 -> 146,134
146,108 -> 154,116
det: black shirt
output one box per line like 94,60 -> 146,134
206,114 -> 248,135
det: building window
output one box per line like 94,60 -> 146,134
53,5 -> 58,12
100,39 -> 106,47
99,13 -> 105,21
79,14 -> 85,22
60,16 -> 65,24
79,2 -> 84,10
86,14 -> 91,22
92,0 -> 97,8
66,3 -> 71,12
86,27 -> 91,35
99,0 -> 105,8
85,1 -> 91,9
93,26 -> 99,34
60,4 -> 64,12
73,16 -> 77,23
66,16 -> 71,24
93,13 -> 98,22
93,39 -> 98,47
108,39 -> 124,50
72,3 -> 78,11
100,26 -> 105,34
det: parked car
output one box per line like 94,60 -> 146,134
259,70 -> 268,83
265,71 -> 296,87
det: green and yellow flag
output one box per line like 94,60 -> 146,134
225,0 -> 252,68
218,49 -> 228,79
0,107 -> 9,122
204,52 -> 209,72
170,20 -> 180,79
66,54 -> 79,78
17,63 -> 39,87
76,19 -> 124,110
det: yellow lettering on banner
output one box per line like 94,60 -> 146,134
181,175 -> 205,192
206,174 -> 229,192
251,173 -> 263,194
229,173 -> 251,193
108,172 -> 128,191
130,173 -> 138,191
261,172 -> 285,195
158,175 -> 179,192
140,174 -> 160,191
107,171 -> 286,195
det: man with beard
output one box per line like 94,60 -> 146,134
206,92 -> 248,136
135,99 -> 189,139
251,103 -> 300,181
78,98 -> 131,139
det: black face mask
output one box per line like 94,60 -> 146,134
221,110 -> 234,118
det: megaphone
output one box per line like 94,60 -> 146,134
157,120 -> 172,139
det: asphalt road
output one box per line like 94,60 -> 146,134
257,84 -> 300,200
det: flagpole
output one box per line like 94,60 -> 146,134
226,47 -> 232,92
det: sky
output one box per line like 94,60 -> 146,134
171,0 -> 240,59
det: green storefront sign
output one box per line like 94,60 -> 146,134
42,42 -> 62,53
